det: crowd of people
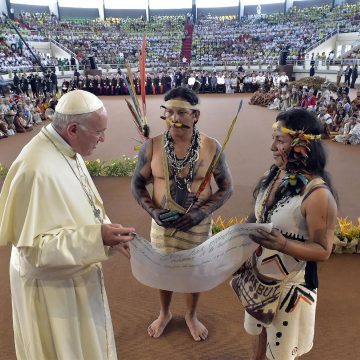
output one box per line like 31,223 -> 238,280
0,91 -> 57,140
191,4 -> 359,66
3,63 -> 358,146
250,74 -> 360,145
1,3 -> 359,145
0,2 -> 357,73
19,13 -> 185,69
0,17 -> 57,73
57,68 -> 289,97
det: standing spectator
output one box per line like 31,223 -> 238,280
20,75 -> 29,97
336,66 -> 343,87
344,65 -> 352,86
29,74 -> 38,98
13,72 -> 20,95
187,73 -> 196,89
310,53 -> 315,67
174,70 -> 183,88
350,64 -> 358,89
17,39 -> 23,56
210,72 -> 217,92
50,71 -> 58,95
164,72 -> 172,93
309,65 -> 315,77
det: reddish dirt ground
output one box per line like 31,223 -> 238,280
0,93 -> 359,359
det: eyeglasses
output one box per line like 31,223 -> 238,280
160,106 -> 195,118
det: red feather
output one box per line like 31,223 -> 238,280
140,33 -> 146,115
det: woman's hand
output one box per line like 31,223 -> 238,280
249,228 -> 288,252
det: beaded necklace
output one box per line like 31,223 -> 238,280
256,170 -> 281,223
257,169 -> 310,223
164,127 -> 201,192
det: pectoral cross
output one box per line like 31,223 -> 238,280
94,208 -> 103,223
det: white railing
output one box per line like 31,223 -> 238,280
340,40 -> 360,59
305,28 -> 338,54
49,38 -> 77,59
286,58 -> 360,67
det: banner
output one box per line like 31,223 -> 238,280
129,223 -> 272,293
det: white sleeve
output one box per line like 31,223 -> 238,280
19,224 -> 108,269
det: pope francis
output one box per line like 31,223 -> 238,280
0,90 -> 135,359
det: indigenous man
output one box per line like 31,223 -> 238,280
0,90 -> 135,360
131,87 -> 233,341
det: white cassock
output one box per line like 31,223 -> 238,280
0,124 -> 117,360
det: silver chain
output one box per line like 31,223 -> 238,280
42,128 -> 104,224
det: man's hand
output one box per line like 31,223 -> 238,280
158,210 -> 182,223
170,208 -> 206,232
101,224 -> 136,247
151,209 -> 176,228
111,243 -> 131,259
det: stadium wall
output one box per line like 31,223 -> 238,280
104,9 -> 146,19
243,3 -> 284,16
11,4 -> 49,16
28,41 -> 53,58
337,32 -> 359,44
197,6 -> 239,17
1,0 -> 7,16
149,9 -> 190,17
293,0 -> 332,9
58,7 -> 98,19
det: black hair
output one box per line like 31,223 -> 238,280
254,108 -> 337,204
164,86 -> 199,106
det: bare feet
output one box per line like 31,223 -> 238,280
185,313 -> 208,341
147,312 -> 172,338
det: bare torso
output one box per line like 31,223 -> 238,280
150,132 -> 217,209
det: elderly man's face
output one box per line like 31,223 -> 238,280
73,109 -> 108,156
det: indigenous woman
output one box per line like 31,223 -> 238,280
246,108 -> 338,360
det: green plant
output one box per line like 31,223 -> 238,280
84,159 -> 104,176
84,156 -> 138,177
102,156 -> 138,177
0,163 -> 8,177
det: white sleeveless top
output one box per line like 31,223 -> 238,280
254,178 -> 324,281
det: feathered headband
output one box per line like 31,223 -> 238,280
162,99 -> 200,111
272,122 -> 321,140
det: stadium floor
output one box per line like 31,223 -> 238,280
0,93 -> 359,359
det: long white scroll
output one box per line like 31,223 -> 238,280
129,223 -> 272,293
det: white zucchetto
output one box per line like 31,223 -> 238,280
55,90 -> 103,115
